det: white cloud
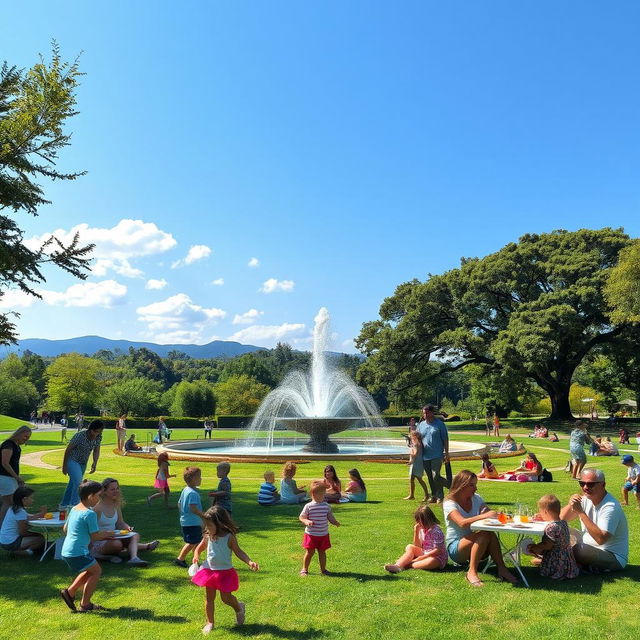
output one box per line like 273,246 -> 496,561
171,245 -> 212,269
0,289 -> 37,309
41,280 -> 127,308
211,278 -> 224,286
248,257 -> 260,268
259,278 -> 295,294
25,219 -> 177,279
136,293 -> 226,343
232,309 -> 264,325
228,323 -> 306,347
145,278 -> 168,290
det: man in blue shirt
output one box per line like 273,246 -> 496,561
417,405 -> 449,503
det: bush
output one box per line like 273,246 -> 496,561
84,416 -> 204,428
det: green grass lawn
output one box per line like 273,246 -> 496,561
2,428 -> 640,639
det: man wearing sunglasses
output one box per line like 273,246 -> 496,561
560,468 -> 628,572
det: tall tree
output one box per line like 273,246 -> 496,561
0,44 -> 93,344
45,353 -> 101,412
356,229 -> 631,419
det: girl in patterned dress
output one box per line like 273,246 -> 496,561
384,504 -> 447,573
528,494 -> 579,580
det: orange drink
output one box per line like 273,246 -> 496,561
498,512 -> 507,524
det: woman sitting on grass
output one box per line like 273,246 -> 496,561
504,452 -> 543,481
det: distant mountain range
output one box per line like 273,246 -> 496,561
4,336 -> 265,359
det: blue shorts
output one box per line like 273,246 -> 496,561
447,540 -> 468,565
63,554 -> 97,573
181,525 -> 203,544
623,482 -> 640,493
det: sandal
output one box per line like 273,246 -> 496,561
79,603 -> 107,612
147,540 -> 160,551
60,588 -> 77,612
299,569 -> 308,576
465,575 -> 484,587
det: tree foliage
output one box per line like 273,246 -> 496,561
605,240 -> 640,325
45,353 -> 101,412
214,375 -> 270,415
102,378 -> 162,416
356,228 -> 632,419
170,380 -> 216,418
0,44 -> 93,344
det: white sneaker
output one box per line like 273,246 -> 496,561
202,623 -> 213,634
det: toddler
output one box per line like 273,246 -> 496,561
191,505 -> 258,633
621,454 -> 640,507
209,462 -> 232,512
299,480 -> 340,576
257,470 -> 280,505
280,462 -> 308,504
343,468 -> 367,502
148,452 -> 176,508
384,504 -> 447,573
404,431 -> 429,501
0,486 -> 46,557
175,466 -> 204,568
528,494 -> 578,580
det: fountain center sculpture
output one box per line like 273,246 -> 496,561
246,308 -> 385,453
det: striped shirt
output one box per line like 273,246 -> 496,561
300,500 -> 335,536
67,430 -> 102,464
257,482 -> 279,505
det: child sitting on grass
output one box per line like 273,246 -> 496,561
343,468 -> 367,502
477,453 -> 499,479
175,466 -> 204,568
257,470 -> 280,505
299,480 -> 340,576
209,462 -> 232,513
0,486 -> 46,557
384,504 -> 447,573
527,494 -> 578,580
280,462 -> 308,504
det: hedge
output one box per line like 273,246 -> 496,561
84,416 -> 255,429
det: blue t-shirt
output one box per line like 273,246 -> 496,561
417,418 -> 449,461
178,486 -> 203,527
61,507 -> 99,557
215,477 -> 232,512
258,481 -> 279,505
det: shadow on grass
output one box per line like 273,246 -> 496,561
325,570 -> 397,582
517,564 -> 640,593
229,623 -> 323,638
102,606 -> 187,623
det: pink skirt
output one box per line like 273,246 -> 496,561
192,567 -> 239,592
154,478 -> 169,490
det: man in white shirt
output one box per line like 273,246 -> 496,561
560,468 -> 628,572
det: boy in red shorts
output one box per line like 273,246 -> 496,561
298,480 -> 340,576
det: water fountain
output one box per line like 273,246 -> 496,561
159,308 -> 488,462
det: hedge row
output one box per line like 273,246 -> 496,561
84,416 -> 254,428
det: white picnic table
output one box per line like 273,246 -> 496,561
29,516 -> 66,561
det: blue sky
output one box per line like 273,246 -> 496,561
2,1 -> 640,352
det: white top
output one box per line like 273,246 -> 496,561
443,493 -> 486,546
96,508 -> 118,531
0,507 -> 26,545
580,493 -> 628,567
626,463 -> 640,481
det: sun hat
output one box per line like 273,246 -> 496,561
621,454 -> 634,464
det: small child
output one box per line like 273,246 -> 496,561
384,504 -> 447,573
299,480 -> 340,576
0,486 -> 46,557
343,468 -> 367,502
257,470 -> 280,505
191,506 -> 259,633
621,454 -> 640,507
209,462 -> 232,513
60,415 -> 67,443
477,453 -> 499,479
59,480 -> 114,612
280,462 -> 308,504
148,452 -> 176,508
404,431 -> 429,501
175,467 -> 204,568
527,494 -> 578,580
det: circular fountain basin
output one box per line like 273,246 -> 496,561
158,438 -> 489,463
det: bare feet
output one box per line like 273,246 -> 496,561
465,572 -> 484,587
403,496 -> 415,500
498,570 -> 519,584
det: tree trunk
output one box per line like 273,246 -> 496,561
548,384 -> 574,420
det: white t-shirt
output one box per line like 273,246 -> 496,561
0,507 -> 27,545
626,463 -> 640,481
443,493 -> 486,546
580,493 -> 628,567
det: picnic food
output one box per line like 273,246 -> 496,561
120,529 -> 129,535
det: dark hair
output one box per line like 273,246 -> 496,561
323,465 -> 340,486
87,419 -> 104,433
527,452 -> 540,465
79,479 -> 103,501
348,468 -> 366,491
414,504 -> 440,528
12,486 -> 34,513
202,505 -> 239,536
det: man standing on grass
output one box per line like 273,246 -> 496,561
417,405 -> 449,504
560,468 -> 628,572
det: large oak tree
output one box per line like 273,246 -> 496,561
356,228 -> 631,419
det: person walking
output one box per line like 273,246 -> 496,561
417,405 -> 449,504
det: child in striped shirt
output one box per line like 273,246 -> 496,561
298,480 -> 340,576
257,471 -> 280,505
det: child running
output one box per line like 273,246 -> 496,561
384,504 -> 447,573
59,480 -> 114,612
299,480 -> 340,576
0,486 -> 46,557
191,506 -> 259,634
280,462 -> 308,504
175,466 -> 204,568
148,453 -> 176,508
405,431 -> 429,501
527,494 -> 578,580
209,462 -> 232,513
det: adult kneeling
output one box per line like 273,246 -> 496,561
90,477 -> 159,566
443,470 -> 518,587
560,468 -> 628,572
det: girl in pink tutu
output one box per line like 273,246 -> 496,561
147,453 -> 175,508
191,506 -> 259,634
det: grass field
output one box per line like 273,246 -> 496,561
1,425 -> 639,640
